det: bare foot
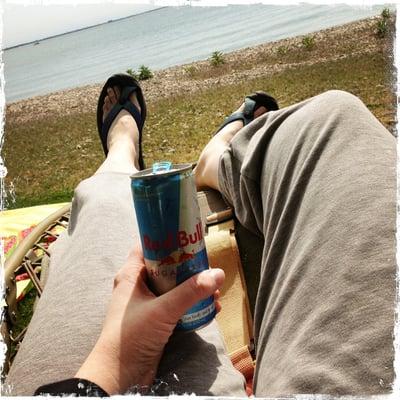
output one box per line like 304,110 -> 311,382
102,86 -> 141,154
96,86 -> 142,174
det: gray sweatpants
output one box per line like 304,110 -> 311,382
5,90 -> 396,397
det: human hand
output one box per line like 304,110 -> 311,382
75,246 -> 224,395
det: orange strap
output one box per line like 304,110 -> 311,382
230,345 -> 255,396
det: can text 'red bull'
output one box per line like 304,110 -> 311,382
143,222 -> 203,251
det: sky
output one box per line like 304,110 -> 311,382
2,1 -> 160,48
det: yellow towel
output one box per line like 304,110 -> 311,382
1,203 -> 68,258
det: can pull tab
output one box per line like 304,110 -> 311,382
152,161 -> 172,174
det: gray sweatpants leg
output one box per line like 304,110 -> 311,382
219,90 -> 396,396
5,172 -> 245,396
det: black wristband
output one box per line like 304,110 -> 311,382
34,378 -> 109,397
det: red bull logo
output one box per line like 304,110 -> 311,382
158,255 -> 176,267
143,222 -> 203,251
157,250 -> 195,267
179,251 -> 195,262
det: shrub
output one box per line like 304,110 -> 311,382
183,65 -> 196,77
126,68 -> 139,80
302,35 -> 315,50
209,51 -> 225,67
126,66 -> 153,81
375,8 -> 392,39
276,45 -> 289,56
376,19 -> 388,38
138,65 -> 153,80
381,7 -> 391,20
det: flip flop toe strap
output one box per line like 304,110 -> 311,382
119,86 -> 143,130
243,97 -> 256,125
214,97 -> 256,135
100,86 -> 143,154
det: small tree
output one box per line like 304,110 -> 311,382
381,7 -> 391,20
126,68 -> 139,80
276,45 -> 288,56
126,66 -> 153,81
376,19 -> 388,38
209,51 -> 225,67
375,8 -> 392,38
302,35 -> 315,50
183,65 -> 196,77
138,65 -> 153,80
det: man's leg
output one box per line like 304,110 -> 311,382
4,88 -> 245,396
4,89 -> 141,395
198,90 -> 396,396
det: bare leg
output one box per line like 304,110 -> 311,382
194,103 -> 268,190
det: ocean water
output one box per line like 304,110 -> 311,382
3,4 -> 387,103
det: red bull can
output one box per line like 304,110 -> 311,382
130,162 -> 216,330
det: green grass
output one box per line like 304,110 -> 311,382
8,288 -> 38,360
13,288 -> 37,335
301,35 -> 316,50
7,189 -> 74,209
3,28 -> 396,210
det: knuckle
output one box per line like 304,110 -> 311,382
113,271 -> 125,287
113,274 -> 122,288
113,268 -> 136,288
187,274 -> 206,299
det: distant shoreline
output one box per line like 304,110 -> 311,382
4,6 -> 166,51
6,15 -> 392,126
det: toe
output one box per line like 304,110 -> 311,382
254,105 -> 268,118
113,86 -> 121,100
107,87 -> 117,105
104,95 -> 111,109
102,96 -> 112,121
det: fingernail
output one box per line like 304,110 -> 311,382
209,268 -> 225,287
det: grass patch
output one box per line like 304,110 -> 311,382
8,189 -> 74,210
302,35 -> 315,50
12,288 -> 38,336
8,288 -> 38,360
4,112 -> 101,209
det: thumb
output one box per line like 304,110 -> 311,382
157,268 -> 225,322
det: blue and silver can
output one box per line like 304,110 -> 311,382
130,162 -> 216,330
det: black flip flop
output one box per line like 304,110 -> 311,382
96,73 -> 147,170
215,91 -> 278,135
